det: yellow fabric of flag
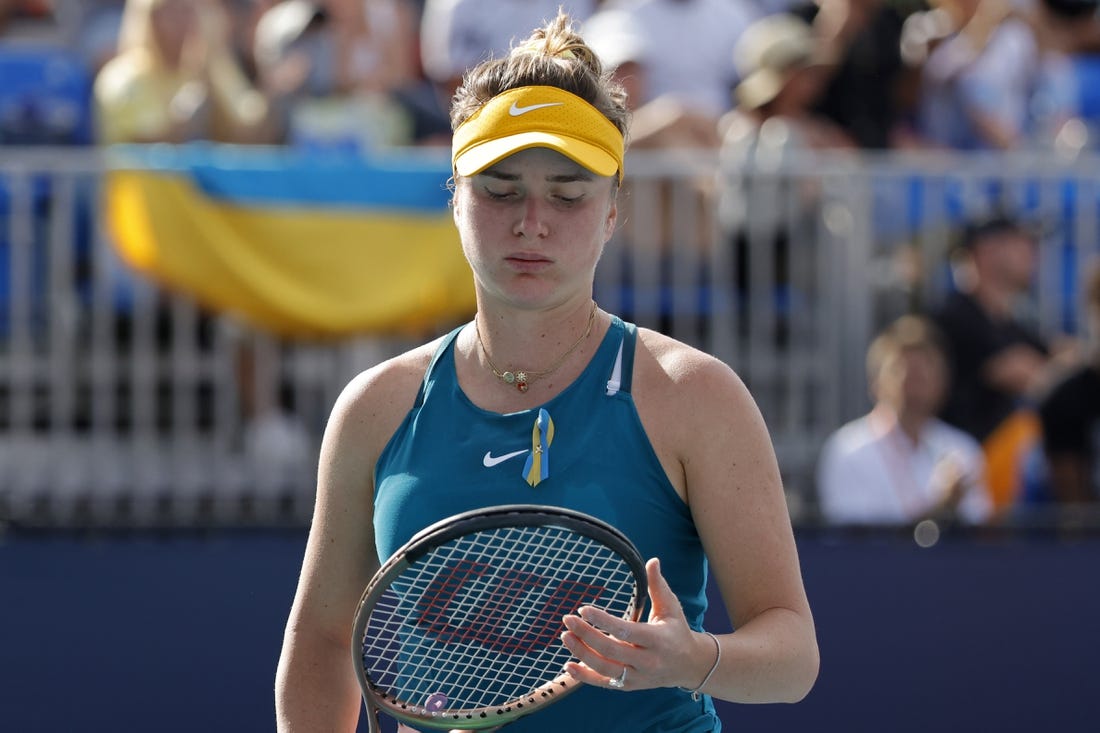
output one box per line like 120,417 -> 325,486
104,148 -> 475,340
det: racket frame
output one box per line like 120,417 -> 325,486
352,504 -> 648,731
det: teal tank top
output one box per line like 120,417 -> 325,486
374,316 -> 720,732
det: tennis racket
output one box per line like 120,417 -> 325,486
351,504 -> 648,732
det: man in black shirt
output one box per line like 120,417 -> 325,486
931,214 -> 1052,510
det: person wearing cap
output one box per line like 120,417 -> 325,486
276,11 -> 818,733
722,12 -> 853,149
930,213 -> 1061,512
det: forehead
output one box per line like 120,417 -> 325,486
478,148 -> 597,181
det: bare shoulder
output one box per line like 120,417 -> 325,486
631,327 -> 775,497
327,337 -> 445,459
632,327 -> 753,413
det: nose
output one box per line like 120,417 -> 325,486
514,197 -> 549,240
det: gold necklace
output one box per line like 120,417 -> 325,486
475,302 -> 598,393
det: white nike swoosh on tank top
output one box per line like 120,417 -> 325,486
483,449 -> 529,467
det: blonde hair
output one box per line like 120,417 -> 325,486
450,12 -> 630,141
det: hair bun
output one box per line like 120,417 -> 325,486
514,38 -> 577,60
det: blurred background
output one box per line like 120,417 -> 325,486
2,0 -> 1099,730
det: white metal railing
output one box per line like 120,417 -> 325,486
1,147 -> 1097,527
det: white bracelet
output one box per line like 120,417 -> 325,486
678,631 -> 721,701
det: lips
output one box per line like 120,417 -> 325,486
505,252 -> 553,269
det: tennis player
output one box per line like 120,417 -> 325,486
276,12 -> 818,732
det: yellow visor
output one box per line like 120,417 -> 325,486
452,86 -> 624,182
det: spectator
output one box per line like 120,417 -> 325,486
717,13 -> 853,345
252,0 -> 420,149
721,12 -> 853,151
581,8 -> 648,110
588,0 -> 757,149
221,0 -> 275,83
817,315 -> 991,525
1036,261 -> 1100,503
916,0 -> 1089,150
418,0 -> 597,104
94,0 -> 274,145
930,213 -> 1064,512
789,0 -> 921,149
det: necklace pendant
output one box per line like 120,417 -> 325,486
501,371 -> 516,385
516,379 -> 529,393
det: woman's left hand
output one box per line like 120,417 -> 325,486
560,557 -> 712,692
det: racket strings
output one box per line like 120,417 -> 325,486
361,524 -> 638,713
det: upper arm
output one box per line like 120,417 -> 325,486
690,370 -> 810,628
643,343 -> 811,629
285,373 -> 382,648
285,357 -> 424,647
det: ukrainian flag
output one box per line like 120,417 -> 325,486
104,144 -> 475,339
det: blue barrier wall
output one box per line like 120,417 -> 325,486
2,529 -> 1097,732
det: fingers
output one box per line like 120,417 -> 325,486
574,604 -> 637,641
563,657 -> 632,691
561,605 -> 644,688
644,557 -> 685,622
561,557 -> 703,693
562,610 -> 638,658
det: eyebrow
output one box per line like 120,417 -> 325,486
478,169 -> 595,183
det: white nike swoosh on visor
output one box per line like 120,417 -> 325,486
483,449 -> 529,467
508,102 -> 564,116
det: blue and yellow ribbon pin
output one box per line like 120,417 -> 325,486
522,408 -> 555,487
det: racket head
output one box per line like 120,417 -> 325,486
352,504 -> 648,731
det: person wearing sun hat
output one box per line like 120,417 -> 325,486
732,12 -> 834,113
277,11 -> 819,733
722,11 -> 852,155
717,13 -> 853,348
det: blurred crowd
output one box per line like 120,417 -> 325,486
1,0 -> 1099,153
4,0 -> 1100,525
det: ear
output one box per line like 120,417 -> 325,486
451,185 -> 463,226
603,194 -> 618,244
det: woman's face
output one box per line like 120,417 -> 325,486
451,147 -> 618,310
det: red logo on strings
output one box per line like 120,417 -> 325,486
415,558 -> 605,655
